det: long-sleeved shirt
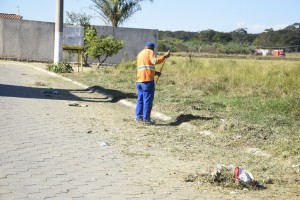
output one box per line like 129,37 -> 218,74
136,48 -> 165,82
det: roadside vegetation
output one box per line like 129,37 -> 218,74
60,53 -> 300,198
46,62 -> 74,73
65,55 -> 298,157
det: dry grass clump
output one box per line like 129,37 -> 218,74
184,165 -> 267,191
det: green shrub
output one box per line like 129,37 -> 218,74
84,26 -> 125,67
46,62 -> 74,73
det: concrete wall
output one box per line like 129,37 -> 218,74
93,26 -> 158,63
0,18 -> 158,64
0,18 -> 54,61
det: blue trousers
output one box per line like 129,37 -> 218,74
136,81 -> 155,121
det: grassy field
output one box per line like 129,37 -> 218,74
63,54 -> 300,194
65,55 -> 300,155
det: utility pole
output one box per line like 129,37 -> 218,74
54,0 -> 64,63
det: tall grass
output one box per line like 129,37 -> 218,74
67,57 -> 300,123
157,57 -> 299,158
165,58 -> 300,98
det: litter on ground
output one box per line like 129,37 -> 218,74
185,164 -> 266,190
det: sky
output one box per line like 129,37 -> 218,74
1,0 -> 299,33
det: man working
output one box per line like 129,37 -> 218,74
136,41 -> 170,124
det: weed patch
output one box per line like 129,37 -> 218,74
46,62 -> 73,73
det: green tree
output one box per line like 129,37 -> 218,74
159,31 -> 175,40
244,33 -> 258,44
85,26 -> 125,67
230,28 -> 248,43
197,29 -> 217,43
281,23 -> 300,51
254,28 -> 278,47
66,11 -> 92,26
213,32 -> 232,44
90,0 -> 153,27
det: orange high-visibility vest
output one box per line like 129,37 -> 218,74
136,48 -> 165,82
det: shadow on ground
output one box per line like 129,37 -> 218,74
87,86 -> 137,103
1,84 -> 215,126
0,84 -> 107,102
0,84 -> 137,103
168,114 -> 214,126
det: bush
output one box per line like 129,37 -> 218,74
46,62 -> 73,73
84,26 -> 125,67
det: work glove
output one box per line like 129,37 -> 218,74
164,50 -> 171,58
155,71 -> 161,77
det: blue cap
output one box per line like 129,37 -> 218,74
145,41 -> 155,49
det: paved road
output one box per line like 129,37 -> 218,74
0,62 -> 215,200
